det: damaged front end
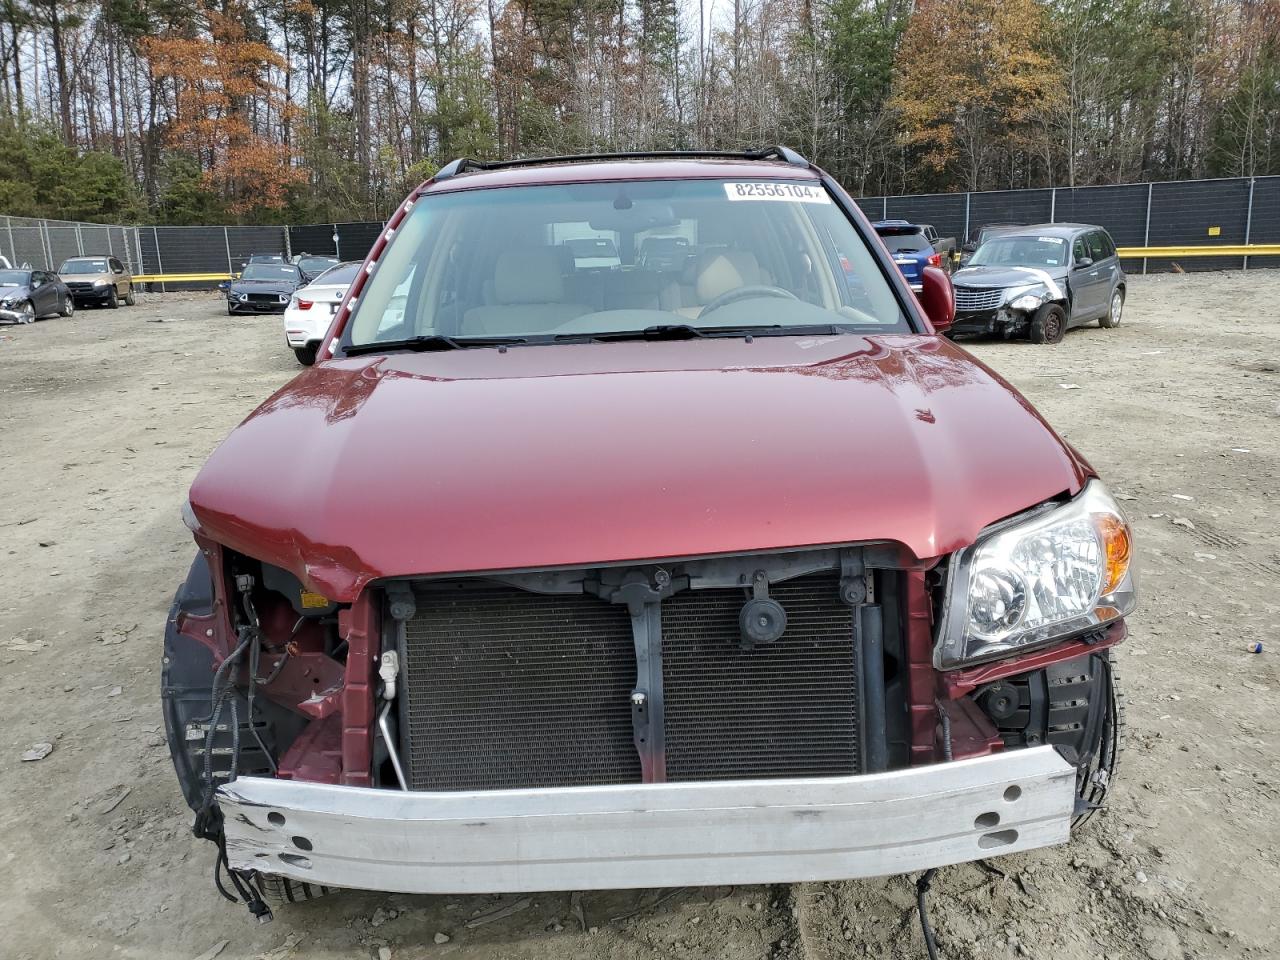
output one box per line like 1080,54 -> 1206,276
163,494 -> 1130,914
951,284 -> 1060,339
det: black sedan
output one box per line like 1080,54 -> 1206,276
226,263 -> 303,315
0,268 -> 74,324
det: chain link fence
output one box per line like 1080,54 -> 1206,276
4,175 -> 1276,286
855,175 -> 1280,272
1,216 -> 145,274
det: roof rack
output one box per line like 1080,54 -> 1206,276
433,146 -> 809,181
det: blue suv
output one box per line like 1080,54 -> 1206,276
872,220 -> 942,292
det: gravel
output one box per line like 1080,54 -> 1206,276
0,274 -> 1276,959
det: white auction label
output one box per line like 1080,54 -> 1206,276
723,182 -> 831,203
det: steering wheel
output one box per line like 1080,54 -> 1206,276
698,285 -> 798,318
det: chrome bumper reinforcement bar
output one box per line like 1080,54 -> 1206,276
219,746 -> 1076,894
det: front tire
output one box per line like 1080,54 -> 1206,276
124,284 -> 136,306
1074,653 -> 1124,827
293,344 -> 318,366
106,287 -> 119,309
1099,288 -> 1124,328
1028,303 -> 1067,344
59,295 -> 74,318
17,300 -> 35,324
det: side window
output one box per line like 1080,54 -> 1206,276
1086,232 -> 1108,261
110,258 -> 124,273
1072,237 -> 1088,264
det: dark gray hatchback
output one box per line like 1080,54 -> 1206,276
949,223 -> 1126,344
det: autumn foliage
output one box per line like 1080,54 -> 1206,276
1,0 -> 1277,222
891,0 -> 1061,188
142,5 -> 304,212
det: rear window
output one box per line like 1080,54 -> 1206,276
345,178 -> 911,347
312,262 -> 361,286
879,233 -> 931,254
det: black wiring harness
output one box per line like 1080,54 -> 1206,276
190,576 -> 274,923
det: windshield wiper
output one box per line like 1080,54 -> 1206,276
561,323 -> 847,344
344,334 -> 528,356
557,324 -> 708,343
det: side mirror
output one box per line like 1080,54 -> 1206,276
962,242 -> 977,253
919,264 -> 954,334
217,280 -> 230,292
1075,257 -> 1093,269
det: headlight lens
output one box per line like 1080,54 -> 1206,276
93,278 -> 109,287
936,480 -> 1135,668
1005,284 -> 1046,312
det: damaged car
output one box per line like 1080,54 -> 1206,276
163,148 -> 1135,920
950,224 -> 1125,343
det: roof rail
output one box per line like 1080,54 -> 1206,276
433,146 -> 809,181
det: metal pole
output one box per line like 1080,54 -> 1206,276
1142,182 -> 1153,276
1049,187 -> 1056,223
133,228 -> 144,275
1243,177 -> 1255,271
224,227 -> 233,275
963,193 -> 971,244
333,224 -> 340,260
39,219 -> 52,269
4,217 -> 15,265
882,197 -> 887,220
75,222 -> 84,255
106,227 -> 114,256
153,226 -> 166,293
283,225 -> 292,260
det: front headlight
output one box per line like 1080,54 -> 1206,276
93,278 -> 109,287
1005,284 -> 1047,312
936,480 -> 1135,668
238,293 -> 250,302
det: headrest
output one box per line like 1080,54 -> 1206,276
696,250 -> 762,303
494,248 -> 564,304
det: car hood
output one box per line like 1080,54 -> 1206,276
0,284 -> 33,300
952,265 -> 1068,289
189,335 -> 1089,600
60,272 -> 112,283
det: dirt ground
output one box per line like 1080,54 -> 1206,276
1,273 -> 1277,960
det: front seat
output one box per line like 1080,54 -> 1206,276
672,250 -> 765,319
463,247 -> 591,335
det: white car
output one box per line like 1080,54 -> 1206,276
282,261 -> 361,365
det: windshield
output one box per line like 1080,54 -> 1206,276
0,270 -> 31,286
60,259 -> 108,274
241,264 -> 300,282
300,256 -> 339,273
968,236 -> 1067,268
346,178 -> 908,348
310,262 -> 361,286
879,232 -> 932,254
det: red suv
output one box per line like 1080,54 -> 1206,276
164,148 -> 1134,918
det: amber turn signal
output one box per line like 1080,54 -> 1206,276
1098,514 -> 1132,596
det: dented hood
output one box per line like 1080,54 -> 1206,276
189,335 -> 1088,600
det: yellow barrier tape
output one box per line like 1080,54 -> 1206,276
1115,245 -> 1280,258
133,273 -> 232,282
